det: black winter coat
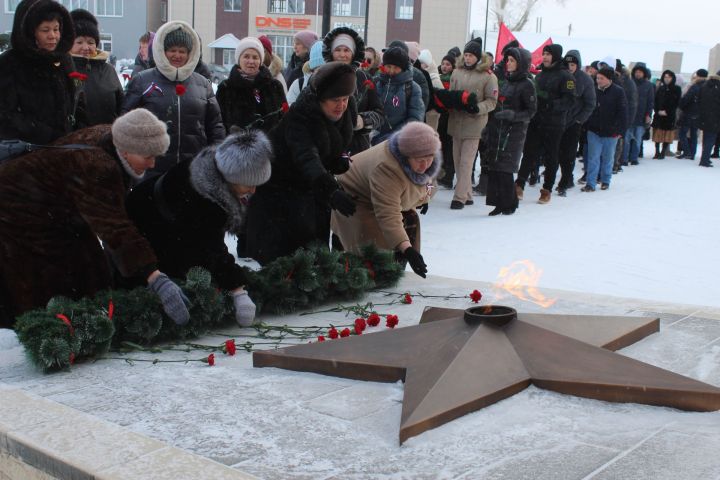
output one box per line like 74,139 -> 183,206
0,0 -> 79,144
73,52 -> 124,126
216,65 -> 287,133
283,52 -> 308,87
587,82 -> 628,137
632,77 -> 655,126
619,72 -> 638,129
125,147 -> 251,291
698,75 -> 720,133
652,71 -> 681,130
532,61 -> 575,129
678,79 -> 705,128
131,53 -> 152,78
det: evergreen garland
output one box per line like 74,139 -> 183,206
14,245 -> 403,372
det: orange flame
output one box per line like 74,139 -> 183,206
492,260 -> 556,308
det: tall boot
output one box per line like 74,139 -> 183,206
661,143 -> 670,159
653,142 -> 661,159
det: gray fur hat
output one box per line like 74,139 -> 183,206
214,130 -> 272,186
112,109 -> 170,157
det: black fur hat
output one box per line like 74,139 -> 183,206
382,46 -> 410,70
70,9 -> 99,45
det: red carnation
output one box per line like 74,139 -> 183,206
328,327 -> 339,339
340,327 -> 351,338
366,313 -> 380,327
56,313 -> 74,336
281,101 -> 290,113
402,293 -> 413,304
360,60 -> 370,69
386,314 -> 399,328
68,71 -> 87,81
107,300 -> 114,321
363,79 -> 375,90
470,289 -> 483,303
224,339 -> 236,356
379,64 -> 386,73
175,84 -> 187,96
354,317 -> 366,333
206,353 -> 215,366
354,325 -> 364,335
498,96 -> 507,103
317,335 -> 326,342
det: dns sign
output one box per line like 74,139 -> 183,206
256,16 -> 312,30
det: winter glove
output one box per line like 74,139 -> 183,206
462,91 -> 480,114
329,189 -> 356,217
232,290 -> 256,327
417,203 -> 429,215
494,110 -> 516,122
433,90 -> 478,113
148,273 -> 191,325
325,152 -> 352,174
403,247 -> 427,278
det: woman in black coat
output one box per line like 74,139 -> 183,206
245,62 -> 358,265
69,9 -> 123,126
125,131 -> 272,327
651,70 -> 681,159
216,36 -> 287,134
482,47 -> 537,216
0,0 -> 79,144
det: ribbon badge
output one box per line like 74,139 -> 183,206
392,95 -> 400,108
142,82 -> 163,97
254,89 -> 261,104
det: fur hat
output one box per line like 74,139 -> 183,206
311,61 -> 357,100
214,130 -> 272,186
417,49 -> 433,66
463,38 -> 484,60
258,35 -> 272,55
235,36 -> 264,64
331,33 -> 356,54
309,41 -> 325,70
542,44 -> 563,64
395,122 -> 441,158
405,41 -> 421,62
70,9 -> 99,46
382,46 -> 409,70
164,27 -> 193,52
597,66 -> 615,82
294,30 -> 318,50
112,109 -> 170,157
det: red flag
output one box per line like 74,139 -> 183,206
495,23 -> 521,62
530,37 -> 553,74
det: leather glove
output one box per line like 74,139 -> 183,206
494,109 -> 516,122
329,189 -> 356,217
403,247 -> 427,278
325,152 -> 351,174
417,203 -> 429,215
148,273 -> 190,325
232,290 -> 256,327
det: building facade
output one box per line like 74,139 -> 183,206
1,0 -> 166,61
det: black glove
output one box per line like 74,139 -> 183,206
464,92 -> 480,114
417,203 -> 429,215
494,109 -> 516,122
403,247 -> 427,278
325,153 -> 351,174
329,189 -> 356,217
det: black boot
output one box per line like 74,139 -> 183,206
639,143 -> 644,158
661,143 -> 670,159
653,143 -> 662,159
712,146 -> 720,159
488,206 -> 503,216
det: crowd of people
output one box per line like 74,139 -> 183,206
1,0 -> 719,329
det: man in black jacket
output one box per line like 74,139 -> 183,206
624,62 -> 654,165
698,71 -> 720,167
515,43 -> 575,204
581,67 -> 628,191
676,69 -> 708,160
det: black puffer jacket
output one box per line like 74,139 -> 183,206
652,70 -> 681,130
0,0 -> 79,143
698,75 -> 720,134
73,51 -> 124,125
678,78 -> 706,128
121,21 -> 225,173
216,64 -> 287,133
482,48 -> 537,174
586,82 -> 628,137
125,147 -> 252,291
532,59 -> 575,129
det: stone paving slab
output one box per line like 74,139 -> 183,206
2,274 -> 720,479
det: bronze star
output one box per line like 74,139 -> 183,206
253,307 -> 720,444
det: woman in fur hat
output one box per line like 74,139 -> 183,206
0,0 -> 81,144
122,20 -> 225,174
69,9 -> 123,126
216,36 -> 287,135
125,130 -> 272,327
331,122 -> 440,278
245,61 -> 358,265
0,109 -> 190,328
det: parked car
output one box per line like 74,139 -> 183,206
208,64 -> 230,84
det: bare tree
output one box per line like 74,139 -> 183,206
493,0 -> 566,31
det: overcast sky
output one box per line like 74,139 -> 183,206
470,0 -> 718,46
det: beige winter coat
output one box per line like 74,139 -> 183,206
331,141 -> 438,254
448,53 -> 498,139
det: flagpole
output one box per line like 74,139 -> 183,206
483,0 -> 489,48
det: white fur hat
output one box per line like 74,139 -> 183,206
418,49 -> 433,66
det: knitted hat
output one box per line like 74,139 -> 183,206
696,68 -> 709,78
542,44 -> 563,64
311,61 -> 357,100
447,46 -> 462,58
112,109 -> 170,156
463,39 -> 484,60
235,36 -> 264,64
405,41 -> 421,62
294,30 -> 318,50
70,9 -> 99,46
441,54 -> 456,68
382,46 -> 409,70
258,35 -> 272,55
214,130 -> 272,186
164,27 -> 193,52
417,49 -> 433,66
331,33 -> 356,54
564,50 -> 581,66
597,66 -> 615,82
395,122 -> 441,158
309,41 -> 325,70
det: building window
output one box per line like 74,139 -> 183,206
268,0 -> 304,14
59,0 -> 89,10
160,1 -> 167,21
99,32 -> 112,52
5,0 -> 21,13
96,0 -> 123,17
395,0 -> 413,20
332,0 -> 365,17
222,49 -> 235,67
224,0 -> 241,11
266,34 -> 293,66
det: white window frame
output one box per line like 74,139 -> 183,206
395,0 -> 413,20
266,34 -> 293,66
95,0 -> 123,18
224,0 -> 241,12
222,49 -> 234,68
268,0 -> 305,14
332,0 -> 365,17
99,32 -> 112,52
59,0 -> 89,10
160,1 -> 167,22
4,0 -> 21,13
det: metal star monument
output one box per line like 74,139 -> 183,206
253,306 -> 720,444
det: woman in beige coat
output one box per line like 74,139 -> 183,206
448,39 -> 498,209
331,122 -> 441,278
